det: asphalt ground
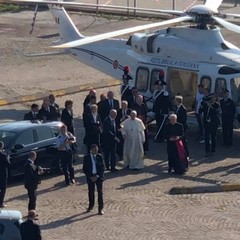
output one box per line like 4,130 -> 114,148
1,3 -> 240,239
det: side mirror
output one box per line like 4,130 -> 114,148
13,144 -> 24,150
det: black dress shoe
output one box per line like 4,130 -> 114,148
98,210 -> 104,215
111,168 -> 119,172
86,208 -> 93,212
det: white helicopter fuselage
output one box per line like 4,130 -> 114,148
68,25 -> 240,115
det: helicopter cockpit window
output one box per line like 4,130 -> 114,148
150,69 -> 164,93
215,78 -> 226,99
136,67 -> 149,92
230,78 -> 240,105
200,76 -> 211,92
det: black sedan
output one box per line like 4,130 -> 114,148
0,121 -> 64,176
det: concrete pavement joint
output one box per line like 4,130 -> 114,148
0,79 -> 121,106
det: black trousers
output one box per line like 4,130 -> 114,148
59,151 -> 75,185
205,125 -> 217,153
222,119 -> 233,146
87,178 -> 103,211
0,181 -> 7,205
104,145 -> 116,170
27,188 -> 37,211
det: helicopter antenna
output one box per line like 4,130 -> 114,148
29,4 -> 38,34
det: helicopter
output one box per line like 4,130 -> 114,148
7,0 -> 240,117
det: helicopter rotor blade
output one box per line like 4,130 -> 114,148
223,13 -> 240,19
52,16 -> 193,49
212,16 -> 240,34
204,0 -> 223,12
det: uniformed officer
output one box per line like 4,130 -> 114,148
56,125 -> 76,185
121,66 -> 133,106
220,88 -> 235,146
153,79 -> 170,141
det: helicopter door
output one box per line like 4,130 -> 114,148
167,67 -> 198,110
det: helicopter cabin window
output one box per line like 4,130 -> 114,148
136,67 -> 149,92
215,78 -> 226,99
200,76 -> 211,92
230,78 -> 240,105
150,69 -> 165,93
167,67 -> 198,110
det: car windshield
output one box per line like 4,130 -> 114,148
0,130 -> 16,148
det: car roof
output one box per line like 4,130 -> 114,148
0,121 -> 63,133
0,210 -> 22,220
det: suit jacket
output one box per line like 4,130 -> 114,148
220,98 -> 235,121
61,108 -> 74,134
200,104 -> 220,128
102,116 -> 117,149
116,108 -> 131,128
39,105 -> 59,121
20,219 -> 42,240
84,113 -> 102,145
24,160 -> 39,190
98,99 -> 119,122
0,151 -> 10,184
175,105 -> 188,132
23,111 -> 42,121
83,153 -> 104,180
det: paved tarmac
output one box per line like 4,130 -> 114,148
1,1 -> 240,239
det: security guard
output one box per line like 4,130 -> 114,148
153,79 -> 170,141
56,125 -> 76,185
220,88 -> 235,146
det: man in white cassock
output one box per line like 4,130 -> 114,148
120,110 -> 145,170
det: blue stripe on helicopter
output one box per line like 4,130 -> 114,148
73,48 -> 125,70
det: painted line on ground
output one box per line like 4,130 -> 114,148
169,183 -> 240,195
0,79 -> 121,106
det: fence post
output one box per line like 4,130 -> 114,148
96,0 -> 99,15
134,0 -> 136,17
172,0 -> 176,10
234,0 -> 238,7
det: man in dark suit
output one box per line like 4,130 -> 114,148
23,104 -> 41,121
0,141 -> 10,208
39,97 -> 60,121
84,104 -> 102,151
220,88 -> 236,146
102,109 -> 120,171
24,151 -> 42,211
175,95 -> 188,133
153,79 -> 170,141
83,144 -> 105,215
49,94 -> 61,119
98,91 -> 119,122
20,210 -> 42,240
116,101 -> 131,160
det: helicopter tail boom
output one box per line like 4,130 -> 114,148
47,2 -> 83,44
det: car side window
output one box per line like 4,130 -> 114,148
36,127 -> 53,141
0,223 -> 4,234
51,127 -> 60,137
15,129 -> 35,146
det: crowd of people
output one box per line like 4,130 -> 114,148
0,68 -> 237,238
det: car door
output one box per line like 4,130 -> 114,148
34,126 -> 59,169
0,220 -> 21,240
10,128 -> 38,176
